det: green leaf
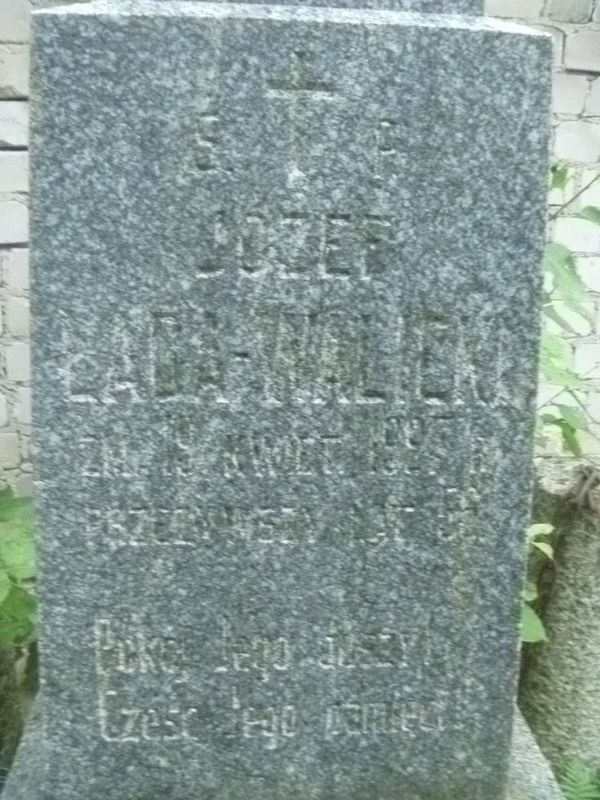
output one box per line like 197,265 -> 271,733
0,490 -> 36,583
540,362 -> 584,392
579,206 -> 600,226
541,331 -> 573,363
556,404 -> 589,431
541,416 -> 584,455
539,335 -> 584,390
550,164 -> 570,191
0,571 -> 12,606
528,523 -> 554,539
532,541 -> 554,559
0,586 -> 36,648
544,244 -> 592,321
0,491 -> 33,525
559,420 -> 583,457
559,759 -> 600,800
543,303 -> 579,335
522,581 -> 539,603
521,602 -> 548,644
546,242 -> 572,267
0,527 -> 35,581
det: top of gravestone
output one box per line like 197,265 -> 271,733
100,0 -> 483,13
172,0 -> 481,10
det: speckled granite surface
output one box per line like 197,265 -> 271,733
509,713 -> 564,800
146,0 -> 484,12
4,706 -> 564,799
5,1 -> 551,797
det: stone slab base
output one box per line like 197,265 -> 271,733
509,712 -> 564,800
2,705 -> 562,799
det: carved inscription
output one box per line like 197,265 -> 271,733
85,491 -> 477,551
63,309 -> 397,405
215,622 -> 292,678
324,693 -> 448,738
226,689 -> 298,745
95,619 -> 200,743
266,51 -> 339,178
94,618 -> 465,746
373,119 -> 400,186
98,690 -> 200,743
95,618 -> 189,677
61,305 -> 517,410
77,411 -> 489,481
195,210 -> 394,279
88,504 -> 308,548
192,98 -> 219,172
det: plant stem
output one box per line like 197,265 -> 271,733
551,173 -> 600,220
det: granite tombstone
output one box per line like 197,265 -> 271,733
5,0 -> 551,798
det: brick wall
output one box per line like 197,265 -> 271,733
1,0 -> 600,490
486,0 -> 600,455
0,0 -> 31,493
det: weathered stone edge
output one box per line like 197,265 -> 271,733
509,710 -> 564,800
0,700 -> 44,800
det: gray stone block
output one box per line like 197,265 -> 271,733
5,1 -> 551,798
508,713 -> 564,800
171,0 -> 484,13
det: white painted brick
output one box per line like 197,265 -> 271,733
549,164 -> 578,207
565,30 -> 600,73
575,340 -> 600,376
6,296 -> 29,337
0,199 -> 28,244
19,437 -> 30,464
583,391 -> 600,426
0,0 -> 30,43
0,433 -> 19,470
576,167 -> 600,206
0,100 -> 28,147
586,77 -> 600,114
13,473 -> 32,496
554,72 -> 590,114
555,119 -> 600,161
580,429 -> 600,454
485,0 -> 544,18
0,45 -> 29,98
0,395 -> 7,427
6,342 -> 30,382
1,248 -> 29,292
538,385 -> 562,407
529,24 -> 566,69
579,256 -> 600,291
17,388 -> 30,425
548,298 -> 595,334
0,151 -> 28,193
554,215 -> 600,251
547,0 -> 594,23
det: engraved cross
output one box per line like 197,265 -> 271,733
267,51 -> 339,179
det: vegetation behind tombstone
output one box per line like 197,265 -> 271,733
0,491 -> 37,784
520,164 -> 600,788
